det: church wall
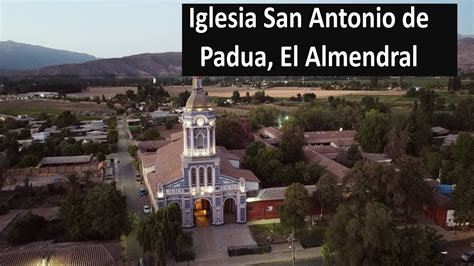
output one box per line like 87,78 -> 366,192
247,198 -> 323,221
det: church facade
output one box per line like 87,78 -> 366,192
143,77 -> 260,228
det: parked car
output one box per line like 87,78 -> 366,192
136,174 -> 142,182
461,251 -> 474,262
143,205 -> 151,214
139,188 -> 148,197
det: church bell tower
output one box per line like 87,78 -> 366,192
181,76 -> 223,226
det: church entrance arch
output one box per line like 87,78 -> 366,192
194,198 -> 212,227
223,197 -> 237,224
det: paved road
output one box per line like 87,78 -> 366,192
115,119 -> 148,263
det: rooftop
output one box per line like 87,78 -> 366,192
303,146 -> 349,184
0,243 -> 117,265
145,139 -> 260,197
37,155 -> 92,167
361,152 -> 392,163
247,185 -> 317,202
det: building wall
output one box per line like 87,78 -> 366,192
424,205 -> 448,228
247,198 -> 323,221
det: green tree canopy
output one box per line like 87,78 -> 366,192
137,204 -> 193,264
60,184 -> 131,241
279,123 -> 305,164
216,115 -> 254,149
316,173 -> 341,215
356,109 -> 390,153
279,183 -> 308,229
249,106 -> 282,128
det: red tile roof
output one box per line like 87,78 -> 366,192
304,130 -> 356,145
145,140 -> 260,196
303,146 -> 349,184
0,244 -> 116,265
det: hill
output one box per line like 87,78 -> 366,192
0,52 -> 182,77
458,37 -> 474,71
0,41 -> 96,70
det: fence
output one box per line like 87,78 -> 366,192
227,244 -> 271,257
4,163 -> 98,178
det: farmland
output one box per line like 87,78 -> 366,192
0,99 -> 109,118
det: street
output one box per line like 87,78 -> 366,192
115,119 -> 148,263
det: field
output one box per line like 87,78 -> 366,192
0,99 -> 109,118
73,85 -> 406,99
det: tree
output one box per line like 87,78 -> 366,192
448,76 -> 462,91
344,159 -> 430,216
323,202 -> 443,265
7,212 -> 47,245
177,90 -> 191,107
421,148 -> 443,179
137,204 -> 193,265
54,110 -> 78,128
60,184 -> 131,241
302,93 -> 316,102
337,144 -> 361,168
127,145 -> 138,158
383,128 -> 410,161
231,90 -> 241,102
452,168 -> 474,228
82,184 -> 131,240
140,128 -> 160,141
216,115 -> 254,149
356,109 -> 390,153
97,152 -> 106,162
279,124 -> 305,164
249,106 -> 281,128
279,183 -> 308,230
316,173 -> 340,217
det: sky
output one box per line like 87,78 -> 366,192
0,0 -> 472,58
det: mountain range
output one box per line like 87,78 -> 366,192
0,38 -> 473,77
0,41 -> 96,70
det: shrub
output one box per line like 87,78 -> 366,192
227,245 -> 271,256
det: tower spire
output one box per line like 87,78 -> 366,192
192,76 -> 203,91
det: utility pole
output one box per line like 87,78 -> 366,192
287,227 -> 295,266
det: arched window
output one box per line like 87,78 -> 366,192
190,168 -> 196,187
199,167 -> 205,186
196,133 -> 204,149
207,166 -> 213,185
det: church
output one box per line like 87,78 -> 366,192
142,77 -> 260,227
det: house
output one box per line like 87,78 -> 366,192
303,146 -> 349,184
361,152 -> 392,163
424,182 -> 456,229
431,126 -> 450,136
37,155 -> 93,167
246,185 -> 323,221
0,243 -> 118,265
32,132 -> 50,141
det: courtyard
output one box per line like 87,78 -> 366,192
190,223 -> 256,261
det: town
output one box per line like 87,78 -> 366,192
0,0 -> 473,265
0,74 -> 473,265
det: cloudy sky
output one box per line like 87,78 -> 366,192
1,0 -> 472,58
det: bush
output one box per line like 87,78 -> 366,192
175,250 -> 195,262
227,245 -> 271,257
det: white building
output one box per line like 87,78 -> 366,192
143,77 -> 260,227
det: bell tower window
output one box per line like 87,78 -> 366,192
199,167 -> 205,186
207,166 -> 213,185
190,168 -> 197,187
196,133 -> 204,149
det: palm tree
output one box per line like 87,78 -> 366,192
65,173 -> 80,195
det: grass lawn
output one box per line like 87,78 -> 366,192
249,221 -> 328,246
0,107 -> 63,117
